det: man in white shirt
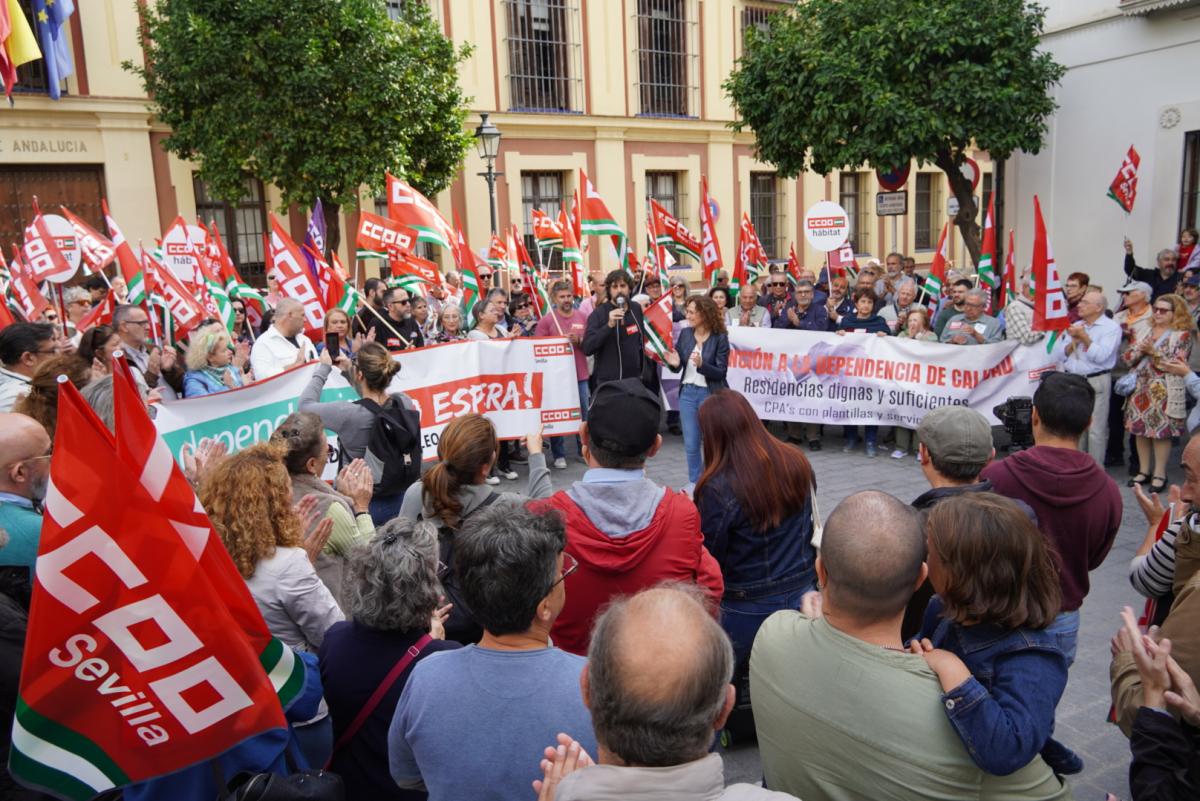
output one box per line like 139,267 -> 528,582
1060,288 -> 1122,462
0,323 -> 57,413
249,298 -> 317,379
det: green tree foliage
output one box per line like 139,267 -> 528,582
127,0 -> 472,250
725,0 -> 1065,265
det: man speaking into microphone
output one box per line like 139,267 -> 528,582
584,269 -> 649,389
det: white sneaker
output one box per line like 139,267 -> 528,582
501,469 -> 519,480
553,457 -> 567,470
485,475 -> 501,485
891,449 -> 906,459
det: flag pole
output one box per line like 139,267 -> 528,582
362,300 -> 412,349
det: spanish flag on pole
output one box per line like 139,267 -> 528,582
1,0 -> 42,100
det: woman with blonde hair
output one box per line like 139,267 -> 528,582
300,341 -> 419,524
319,308 -> 355,360
1124,293 -> 1196,492
397,413 -> 550,642
435,305 -> 467,343
198,442 -> 341,766
183,325 -> 244,397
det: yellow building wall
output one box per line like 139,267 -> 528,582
4,0 -> 993,286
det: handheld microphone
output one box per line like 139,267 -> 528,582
615,296 -> 627,309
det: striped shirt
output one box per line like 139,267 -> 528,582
1129,514 -> 1193,598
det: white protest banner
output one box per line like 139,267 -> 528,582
391,337 -> 582,454
726,327 -> 1059,427
153,338 -> 582,467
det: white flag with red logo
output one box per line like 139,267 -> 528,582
22,198 -> 75,282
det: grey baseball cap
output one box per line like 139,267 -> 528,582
917,406 -> 993,464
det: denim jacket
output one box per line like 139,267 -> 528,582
918,596 -> 1070,776
695,472 -> 815,599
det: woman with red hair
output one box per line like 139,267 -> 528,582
694,389 -> 817,735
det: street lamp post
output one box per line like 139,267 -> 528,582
474,113 -> 503,235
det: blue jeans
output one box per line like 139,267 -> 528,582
679,383 -> 712,483
845,425 -> 878,447
721,589 -> 808,670
368,493 -> 404,527
551,380 -> 590,460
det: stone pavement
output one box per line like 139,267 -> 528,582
522,425 -> 1154,799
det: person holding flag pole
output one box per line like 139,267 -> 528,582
535,279 -> 590,469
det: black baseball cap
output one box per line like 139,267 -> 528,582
586,378 -> 662,458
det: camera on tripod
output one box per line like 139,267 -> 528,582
993,397 -> 1035,451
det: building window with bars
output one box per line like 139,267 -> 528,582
915,173 -> 937,251
742,5 -> 780,41
1183,132 -> 1200,233
195,176 -> 269,284
521,171 -> 566,272
385,0 -> 439,22
504,0 -> 580,113
635,0 -> 697,118
839,172 -> 870,255
749,172 -> 783,260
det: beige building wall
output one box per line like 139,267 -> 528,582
3,0 -> 994,286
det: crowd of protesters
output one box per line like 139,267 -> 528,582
2,233 -> 1200,800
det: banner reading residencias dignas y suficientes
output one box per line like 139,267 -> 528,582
726,328 -> 1060,428
153,337 -> 583,469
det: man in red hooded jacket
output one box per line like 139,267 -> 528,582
530,378 -> 723,655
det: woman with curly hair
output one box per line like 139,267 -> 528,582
199,442 -> 342,766
318,519 -> 458,799
13,355 -> 92,438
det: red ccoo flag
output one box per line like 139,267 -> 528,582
1107,146 -> 1140,214
1030,195 -> 1070,343
698,176 -> 723,286
10,377 -> 293,800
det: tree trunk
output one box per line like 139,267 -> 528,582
321,196 -> 342,257
935,148 -> 982,269
994,157 -> 1006,283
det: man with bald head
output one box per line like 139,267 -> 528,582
532,585 -> 795,800
0,414 -> 51,575
751,490 -> 1073,801
249,297 -> 318,379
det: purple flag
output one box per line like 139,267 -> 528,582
303,198 -> 327,279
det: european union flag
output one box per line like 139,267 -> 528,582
34,0 -> 74,100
